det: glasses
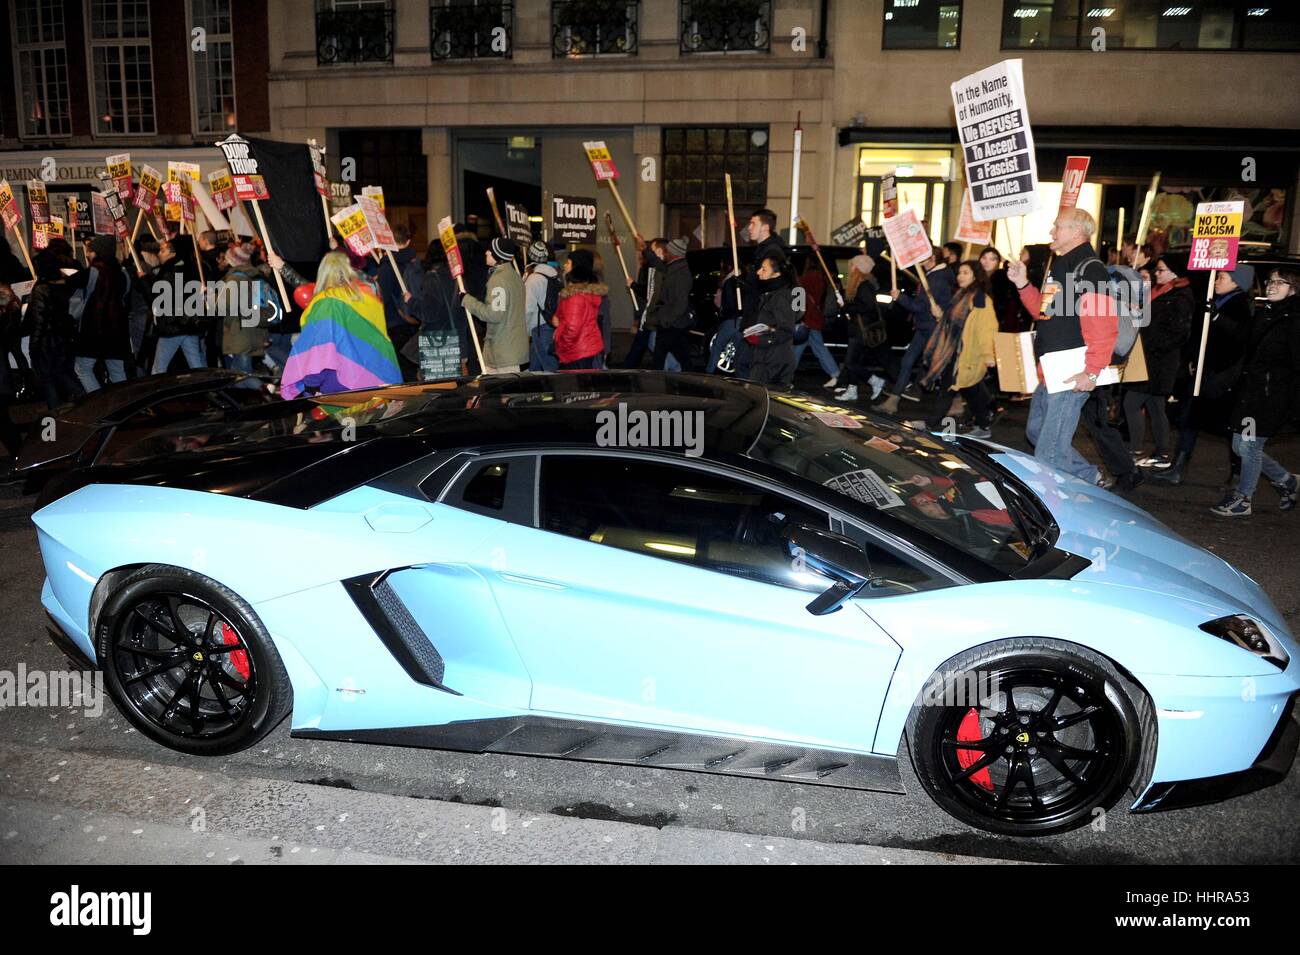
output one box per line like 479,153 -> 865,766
1266,279 -> 1291,288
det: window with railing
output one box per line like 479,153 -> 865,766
430,0 -> 513,60
89,0 -> 156,135
316,0 -> 395,65
13,0 -> 72,137
1001,1 -> 1300,50
680,0 -> 771,54
552,0 -> 638,57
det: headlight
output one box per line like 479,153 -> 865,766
1200,615 -> 1290,670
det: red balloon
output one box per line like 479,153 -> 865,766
294,283 -> 316,309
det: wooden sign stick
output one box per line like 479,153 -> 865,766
249,199 -> 290,310
456,273 -> 486,372
724,173 -> 743,312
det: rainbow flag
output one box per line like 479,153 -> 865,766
280,284 -> 401,399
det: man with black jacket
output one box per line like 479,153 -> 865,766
370,225 -> 420,381
147,239 -> 207,374
643,236 -> 694,371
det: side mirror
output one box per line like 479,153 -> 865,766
784,523 -> 876,616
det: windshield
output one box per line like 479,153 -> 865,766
750,395 -> 1044,572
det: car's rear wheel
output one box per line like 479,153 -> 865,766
96,565 -> 291,756
906,639 -> 1153,837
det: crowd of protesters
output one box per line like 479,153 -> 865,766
2,203 -> 1297,518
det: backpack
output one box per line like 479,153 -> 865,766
1070,258 -> 1145,363
537,271 -> 562,328
68,265 -> 98,329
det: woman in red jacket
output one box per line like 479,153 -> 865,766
553,249 -> 608,370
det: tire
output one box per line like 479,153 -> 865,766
904,638 -> 1154,837
95,564 -> 292,756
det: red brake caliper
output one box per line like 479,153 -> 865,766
957,708 -> 994,791
220,622 -> 250,681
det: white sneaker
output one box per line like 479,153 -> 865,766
836,385 -> 859,401
868,375 -> 886,400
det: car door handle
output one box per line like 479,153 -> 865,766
497,572 -> 567,592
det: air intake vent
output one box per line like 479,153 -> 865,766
343,570 -> 456,694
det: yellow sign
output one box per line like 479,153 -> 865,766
1188,200 -> 1244,272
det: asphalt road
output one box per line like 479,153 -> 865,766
1,388 -> 1298,864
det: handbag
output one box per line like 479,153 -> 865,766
419,330 -> 461,380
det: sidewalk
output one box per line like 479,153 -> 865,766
0,741 -> 1018,865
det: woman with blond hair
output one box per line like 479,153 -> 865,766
280,251 -> 401,398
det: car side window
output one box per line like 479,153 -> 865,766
441,455 -> 536,524
539,455 -> 829,591
832,518 -> 951,598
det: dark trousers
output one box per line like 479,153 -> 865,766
653,326 -> 691,371
621,326 -> 652,368
388,323 -> 419,382
559,355 -> 603,371
960,378 -> 993,427
923,368 -> 957,430
1081,385 -> 1136,478
36,358 -> 84,410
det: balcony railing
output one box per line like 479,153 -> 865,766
680,0 -> 770,54
552,0 -> 639,57
430,0 -> 513,60
316,8 -> 395,65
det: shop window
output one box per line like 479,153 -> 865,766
883,0 -> 963,49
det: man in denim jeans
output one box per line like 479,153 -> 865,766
1009,208 -> 1118,485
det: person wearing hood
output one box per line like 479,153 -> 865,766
643,236 -> 694,371
746,251 -> 798,389
462,237 -> 527,373
524,240 -> 562,372
1154,262 -> 1255,487
70,234 -> 132,392
552,249 -> 607,370
1210,267 -> 1300,517
1124,255 -> 1193,469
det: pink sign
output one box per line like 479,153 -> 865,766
882,208 -> 932,270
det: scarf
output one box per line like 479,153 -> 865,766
1151,276 -> 1190,301
920,286 -> 980,388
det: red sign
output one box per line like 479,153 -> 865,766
882,173 -> 898,219
953,188 -> 993,246
1057,156 -> 1090,214
439,216 -> 464,280
583,141 -> 619,182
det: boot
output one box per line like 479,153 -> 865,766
878,394 -> 901,415
1150,450 -> 1188,485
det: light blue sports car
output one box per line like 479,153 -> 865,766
30,372 -> 1300,836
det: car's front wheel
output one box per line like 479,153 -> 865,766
96,565 -> 291,756
906,639 -> 1153,837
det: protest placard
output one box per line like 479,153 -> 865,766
134,164 -> 163,211
216,134 -> 270,201
106,153 -> 132,200
951,59 -> 1039,219
27,180 -> 49,225
208,169 -> 236,211
361,185 -> 385,212
882,173 -> 898,219
0,180 -> 22,231
551,194 -> 597,243
308,140 -> 329,196
830,217 -> 871,247
953,188 -> 993,246
31,223 -> 48,250
1188,200 -> 1244,271
92,193 -> 112,235
47,215 -> 64,239
1058,156 -> 1090,213
439,215 -> 484,370
331,204 -> 376,258
503,201 -> 532,244
583,141 -> 619,181
882,208 -> 932,270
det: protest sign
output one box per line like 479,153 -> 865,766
882,208 -> 932,270
830,217 -> 871,247
216,134 -> 270,200
953,188 -> 993,246
1188,200 -> 1244,271
1058,156 -> 1090,213
331,204 -> 376,258
0,180 -> 22,231
439,215 -> 484,370
47,215 -> 64,239
176,174 -> 196,223
31,223 -> 49,250
951,59 -> 1039,219
106,153 -> 132,200
308,140 -> 329,196
881,174 -> 898,219
134,164 -> 163,211
551,194 -> 597,243
361,185 -> 385,211
582,141 -> 619,181
357,194 -> 397,250
503,201 -> 532,244
27,180 -> 50,225
101,188 -> 129,241
92,193 -> 112,235
65,196 -> 82,233
208,169 -> 236,211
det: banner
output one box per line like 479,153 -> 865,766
582,141 -> 618,181
551,194 -> 597,242
308,141 -> 328,197
92,193 -> 112,235
882,208 -> 932,270
1188,200 -> 1244,271
106,153 -> 132,200
953,188 -> 993,246
357,194 -> 397,251
1058,156 -> 1090,213
0,180 -> 23,230
27,180 -> 49,225
882,173 -> 898,219
216,134 -> 270,201
503,201 -> 532,244
439,216 -> 464,280
134,164 -> 163,212
331,204 -> 376,258
951,58 -> 1039,219
208,169 -> 236,211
